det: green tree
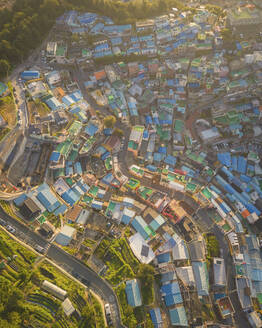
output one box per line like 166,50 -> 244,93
113,128 -> 124,137
138,264 -> 155,304
0,59 -> 10,78
145,313 -> 154,328
104,115 -> 116,128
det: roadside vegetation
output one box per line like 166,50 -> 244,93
0,227 -> 105,328
0,95 -> 16,127
95,237 -> 140,285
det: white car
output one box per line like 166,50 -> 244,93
104,303 -> 111,316
6,225 -> 16,233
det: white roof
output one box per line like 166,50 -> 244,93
176,266 -> 195,286
62,298 -> 75,316
213,258 -> 226,286
130,129 -> 142,143
129,233 -> 155,264
59,225 -> 76,238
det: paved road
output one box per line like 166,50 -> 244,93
195,208 -> 251,328
0,206 -> 123,328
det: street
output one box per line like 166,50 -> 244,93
0,206 -> 124,328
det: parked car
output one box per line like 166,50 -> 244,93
6,225 -> 16,233
0,219 -> 6,226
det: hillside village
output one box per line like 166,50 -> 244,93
0,1 -> 262,328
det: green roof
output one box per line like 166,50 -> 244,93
105,157 -> 112,170
128,140 -> 138,150
201,188 -> 212,200
68,149 -> 78,161
89,185 -> 99,197
235,264 -> 245,276
186,183 -> 197,192
54,168 -> 65,178
56,45 -> 66,56
222,223 -> 231,232
83,195 -> 93,204
257,293 -> 262,305
174,120 -> 184,133
68,121 -> 82,136
38,216 -> 46,224
65,177 -> 74,186
56,139 -> 73,158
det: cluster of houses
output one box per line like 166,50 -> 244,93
3,2 -> 262,327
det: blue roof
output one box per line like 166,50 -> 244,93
85,123 -> 98,136
36,183 -> 61,212
61,189 -> 79,206
21,71 -> 40,79
217,152 -> 231,167
150,308 -> 163,326
101,173 -> 114,185
161,282 -> 181,295
169,306 -> 188,326
164,155 -> 176,167
14,194 -> 27,206
69,90 -> 83,102
146,165 -> 157,172
54,203 -> 68,216
74,162 -> 82,175
131,217 -> 150,240
237,156 -> 247,175
50,151 -> 60,162
164,293 -> 183,306
156,252 -> 170,264
125,279 -> 142,307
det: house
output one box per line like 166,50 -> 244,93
176,266 -> 195,287
149,308 -> 163,328
65,205 -> 82,223
129,233 -> 155,264
188,239 -> 205,261
125,279 -> 142,307
128,126 -> 144,156
55,225 -> 76,246
46,42 -> 57,57
213,257 -> 226,287
21,71 -> 40,81
20,198 -> 41,221
192,261 -> 209,297
36,183 -> 62,213
169,306 -> 188,327
42,280 -> 67,300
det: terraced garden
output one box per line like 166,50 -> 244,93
0,227 -> 105,328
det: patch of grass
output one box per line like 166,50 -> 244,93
204,233 -> 220,267
0,228 -> 37,265
83,238 -> 96,248
105,263 -> 134,285
95,238 -> 111,259
90,294 -> 106,328
201,303 -> 215,322
99,238 -> 139,286
0,95 -> 16,127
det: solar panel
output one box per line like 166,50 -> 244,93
141,245 -> 149,257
